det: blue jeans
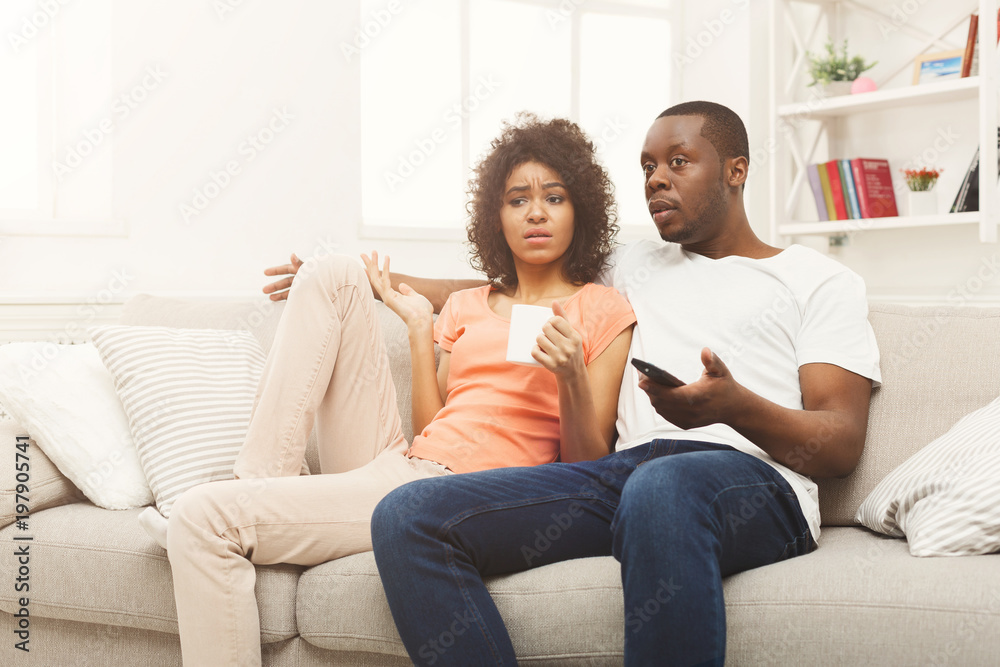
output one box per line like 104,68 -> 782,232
371,440 -> 815,666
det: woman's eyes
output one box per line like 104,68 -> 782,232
508,195 -> 565,206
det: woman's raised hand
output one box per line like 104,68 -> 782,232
362,251 -> 434,329
533,301 -> 586,379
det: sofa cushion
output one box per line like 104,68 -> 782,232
89,325 -> 266,517
119,295 -> 419,473
296,551 -> 626,663
297,529 -> 1000,665
0,420 -> 85,529
0,503 -> 301,643
857,392 -> 1000,556
818,303 -> 1000,525
726,527 -> 1000,665
0,343 -> 152,510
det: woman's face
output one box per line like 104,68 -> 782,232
499,161 -> 575,270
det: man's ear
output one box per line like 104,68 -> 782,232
727,156 -> 748,189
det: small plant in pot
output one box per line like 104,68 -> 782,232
806,39 -> 877,97
902,167 -> 943,217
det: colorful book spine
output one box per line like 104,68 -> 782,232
806,164 -> 830,221
824,160 -> 849,220
816,163 -> 837,220
850,159 -> 873,219
841,159 -> 863,219
852,158 -> 899,218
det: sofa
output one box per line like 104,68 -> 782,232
2,293 -> 999,666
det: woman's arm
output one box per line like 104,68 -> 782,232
362,253 -> 445,437
534,302 -> 634,463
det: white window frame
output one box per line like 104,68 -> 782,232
359,0 -> 681,242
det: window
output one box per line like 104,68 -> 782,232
359,0 -> 677,238
0,0 -> 118,236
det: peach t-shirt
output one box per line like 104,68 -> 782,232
407,283 -> 635,473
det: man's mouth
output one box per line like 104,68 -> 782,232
648,198 -> 678,224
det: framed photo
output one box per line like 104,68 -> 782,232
912,49 -> 966,85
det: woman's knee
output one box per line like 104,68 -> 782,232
167,482 -> 243,549
293,253 -> 366,294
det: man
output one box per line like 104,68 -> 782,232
268,101 -> 881,666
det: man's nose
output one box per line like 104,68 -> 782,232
647,166 -> 672,190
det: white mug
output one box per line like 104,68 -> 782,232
505,304 -> 554,367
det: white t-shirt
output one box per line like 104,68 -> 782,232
600,240 -> 882,541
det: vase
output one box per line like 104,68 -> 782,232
907,190 -> 937,217
820,81 -> 853,98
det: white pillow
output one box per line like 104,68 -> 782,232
89,325 -> 265,517
856,395 -> 1000,557
0,343 -> 153,509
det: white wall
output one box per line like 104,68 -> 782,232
3,0 -> 995,310
0,0 -> 477,308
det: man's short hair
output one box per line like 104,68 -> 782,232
657,101 -> 750,171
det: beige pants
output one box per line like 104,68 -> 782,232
166,254 -> 450,667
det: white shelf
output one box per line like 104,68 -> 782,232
777,77 -> 981,119
769,0 -> 998,244
778,212 -> 981,236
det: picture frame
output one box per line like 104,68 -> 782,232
912,49 -> 967,85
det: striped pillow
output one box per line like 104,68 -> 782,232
856,395 -> 1000,557
89,325 -> 266,517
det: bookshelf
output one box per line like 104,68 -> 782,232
768,0 -> 999,244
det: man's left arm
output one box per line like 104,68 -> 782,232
639,347 -> 872,478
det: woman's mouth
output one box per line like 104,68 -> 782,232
524,228 -> 552,244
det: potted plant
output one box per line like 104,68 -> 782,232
902,167 -> 943,216
807,39 -> 877,97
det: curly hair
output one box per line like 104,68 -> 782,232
466,113 -> 618,289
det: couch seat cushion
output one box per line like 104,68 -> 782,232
296,551 -> 626,664
0,503 -> 301,642
726,527 -> 1000,665
297,529 -> 1000,665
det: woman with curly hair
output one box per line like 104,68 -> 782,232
162,114 -> 635,666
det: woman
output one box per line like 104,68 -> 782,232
164,114 -> 635,666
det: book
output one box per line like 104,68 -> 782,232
815,163 -> 837,219
851,159 -> 898,218
841,159 -> 863,219
962,13 -> 978,78
850,159 -> 872,219
950,128 -> 1000,213
824,160 -> 849,220
806,164 -> 830,221
836,161 -> 854,218
963,10 -> 1000,78
950,148 -> 979,213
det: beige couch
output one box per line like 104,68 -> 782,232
2,294 -> 1000,666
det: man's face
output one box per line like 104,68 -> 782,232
640,115 -> 728,244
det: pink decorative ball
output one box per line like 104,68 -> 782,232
851,77 -> 877,94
